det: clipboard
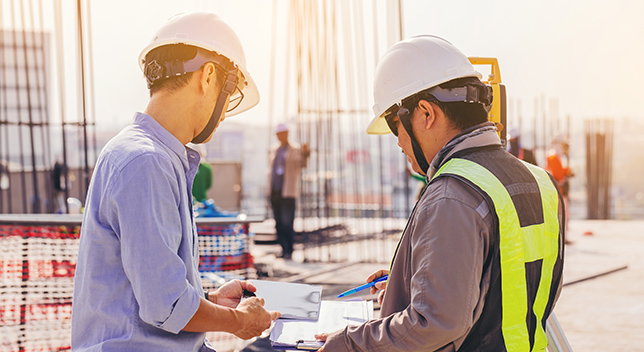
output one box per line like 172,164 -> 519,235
269,300 -> 374,350
250,280 -> 322,320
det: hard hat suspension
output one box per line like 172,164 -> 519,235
144,48 -> 240,90
191,68 -> 240,144
397,107 -> 430,174
142,45 -> 243,144
425,84 -> 493,112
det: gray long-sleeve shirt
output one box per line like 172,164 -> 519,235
324,123 -> 501,352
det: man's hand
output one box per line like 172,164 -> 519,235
301,143 -> 310,158
367,269 -> 389,306
311,271 -> 389,350
233,297 -> 281,339
183,285 -> 279,336
210,280 -> 281,340
313,332 -> 333,352
209,279 -> 256,308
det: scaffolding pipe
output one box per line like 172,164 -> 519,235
0,3 -> 11,213
35,0 -> 54,213
19,0 -> 42,213
10,0 -> 28,213
76,0 -> 90,200
54,0 -> 69,213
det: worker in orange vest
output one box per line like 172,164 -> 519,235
546,134 -> 573,244
546,134 -> 573,197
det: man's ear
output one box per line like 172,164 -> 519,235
418,100 -> 437,130
199,62 -> 218,95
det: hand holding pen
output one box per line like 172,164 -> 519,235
367,269 -> 389,305
366,270 -> 389,294
337,270 -> 389,305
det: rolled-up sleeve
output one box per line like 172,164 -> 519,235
324,186 -> 489,351
106,154 -> 201,334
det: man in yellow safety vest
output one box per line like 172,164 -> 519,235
317,35 -> 565,352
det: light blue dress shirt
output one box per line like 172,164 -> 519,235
71,113 -> 215,351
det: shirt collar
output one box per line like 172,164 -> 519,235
428,121 -> 501,178
132,112 -> 199,169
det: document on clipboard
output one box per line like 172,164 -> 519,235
250,280 -> 322,320
269,300 -> 374,350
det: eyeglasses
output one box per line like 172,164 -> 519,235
384,106 -> 410,137
227,85 -> 244,113
213,65 -> 245,113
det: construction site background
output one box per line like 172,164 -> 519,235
4,115 -> 643,221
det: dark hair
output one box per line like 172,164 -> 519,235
402,76 -> 489,131
145,44 -> 199,96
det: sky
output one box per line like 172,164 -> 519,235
5,0 -> 644,131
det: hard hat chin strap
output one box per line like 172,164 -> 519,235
191,70 -> 239,144
398,109 -> 430,175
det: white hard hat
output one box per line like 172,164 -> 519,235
275,123 -> 289,133
552,133 -> 568,145
138,12 -> 259,116
367,35 -> 482,135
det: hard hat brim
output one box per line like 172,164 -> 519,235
366,115 -> 393,135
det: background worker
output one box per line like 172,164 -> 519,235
546,134 -> 574,244
316,35 -> 565,351
508,127 -> 537,165
71,12 -> 279,351
51,157 -> 67,213
268,123 -> 310,260
546,134 -> 573,199
192,145 -> 213,203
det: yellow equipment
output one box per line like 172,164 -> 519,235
469,57 -> 507,145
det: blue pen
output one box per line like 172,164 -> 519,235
337,275 -> 388,298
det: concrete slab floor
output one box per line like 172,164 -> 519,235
556,220 -> 644,351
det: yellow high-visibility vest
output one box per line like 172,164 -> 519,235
433,158 -> 560,352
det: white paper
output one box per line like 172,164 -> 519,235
270,300 -> 374,349
250,280 -> 322,320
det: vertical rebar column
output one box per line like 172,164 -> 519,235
541,95 -> 546,165
35,0 -> 54,213
585,119 -> 614,219
54,0 -> 69,213
76,0 -> 90,199
0,27 -> 9,213
9,1 -> 28,214
533,97 -> 538,163
603,121 -> 613,219
585,120 -> 595,219
19,0 -> 41,213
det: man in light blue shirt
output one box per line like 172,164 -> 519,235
71,12 -> 279,351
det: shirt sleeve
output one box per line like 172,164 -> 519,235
324,180 -> 490,351
104,153 -> 201,334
